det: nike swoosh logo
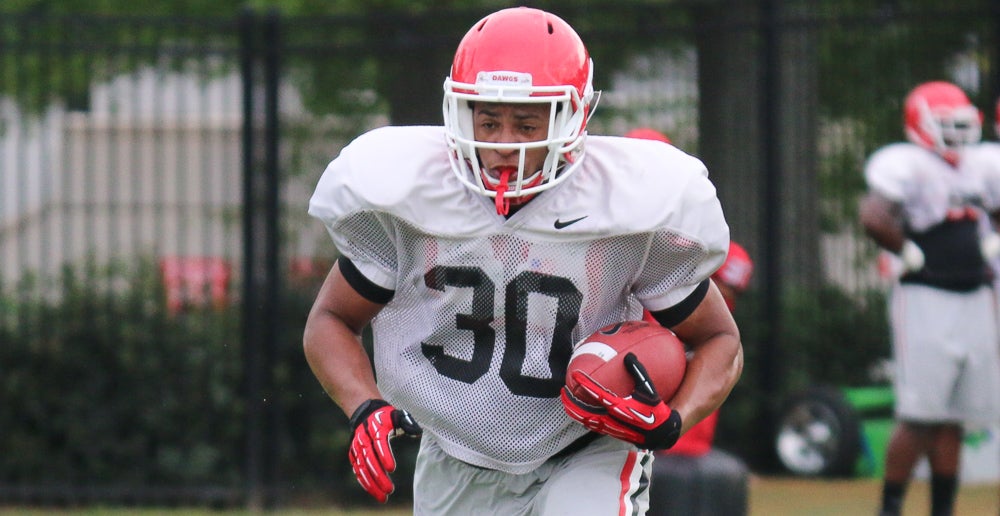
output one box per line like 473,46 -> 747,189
629,408 -> 656,425
554,216 -> 588,229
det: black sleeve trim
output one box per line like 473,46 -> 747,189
648,279 -> 710,328
338,258 -> 395,304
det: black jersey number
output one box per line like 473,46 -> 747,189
421,265 -> 582,398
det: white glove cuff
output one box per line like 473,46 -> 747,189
900,240 -> 925,272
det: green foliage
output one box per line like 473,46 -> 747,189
778,285 -> 890,390
818,0 -> 995,143
0,10 -> 244,114
0,259 -> 243,484
0,0 -> 247,16
0,1 -> 700,123
0,258 -> 371,503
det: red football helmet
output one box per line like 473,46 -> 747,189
903,81 -> 981,165
712,242 -> 753,291
443,7 -> 596,208
624,127 -> 671,144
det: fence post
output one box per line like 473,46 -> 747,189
758,0 -> 783,467
240,7 -> 282,510
262,7 -> 283,508
239,7 -> 263,510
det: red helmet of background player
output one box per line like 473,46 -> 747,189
624,127 -> 671,144
903,81 -> 981,166
443,7 -> 596,213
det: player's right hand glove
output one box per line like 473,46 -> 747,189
348,399 -> 422,503
561,353 -> 682,450
981,232 -> 1000,261
899,239 -> 925,272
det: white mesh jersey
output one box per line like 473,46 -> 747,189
309,125 -> 729,474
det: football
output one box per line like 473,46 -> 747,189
566,320 -> 687,405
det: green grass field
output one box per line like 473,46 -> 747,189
1,476 -> 997,515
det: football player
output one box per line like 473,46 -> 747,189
304,7 -> 743,515
859,81 -> 1000,516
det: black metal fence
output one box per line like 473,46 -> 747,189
1,1 -> 998,508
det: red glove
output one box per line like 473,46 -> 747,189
561,352 -> 682,450
348,399 -> 422,503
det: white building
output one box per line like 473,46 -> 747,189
0,65 -> 376,302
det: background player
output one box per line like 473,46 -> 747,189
304,7 -> 742,515
859,80 -> 1000,516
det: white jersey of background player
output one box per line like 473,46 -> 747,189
868,141 -> 1000,285
304,7 -> 742,515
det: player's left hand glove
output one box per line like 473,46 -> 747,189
560,352 -> 682,450
348,399 -> 422,503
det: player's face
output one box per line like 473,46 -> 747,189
472,102 -> 551,183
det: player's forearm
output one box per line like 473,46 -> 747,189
671,333 -> 743,434
859,193 -> 906,252
864,223 -> 906,253
303,311 -> 381,417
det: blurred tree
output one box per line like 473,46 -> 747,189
0,1 -> 698,123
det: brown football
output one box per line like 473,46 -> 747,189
566,320 -> 687,405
